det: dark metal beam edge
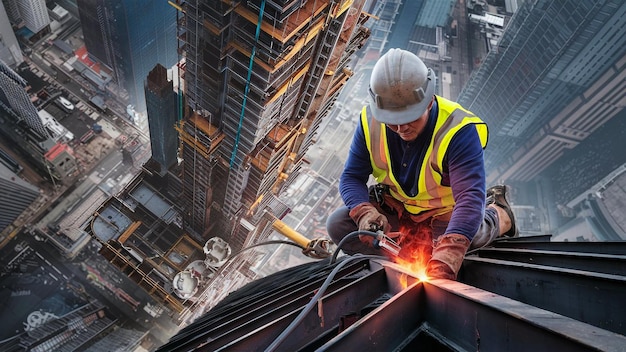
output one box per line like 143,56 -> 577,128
461,256 -> 626,335
462,256 -> 626,283
424,279 -> 626,352
473,247 -> 626,275
317,280 -> 424,351
490,240 -> 626,255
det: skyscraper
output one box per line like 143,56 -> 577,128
0,60 -> 48,139
179,0 -> 370,247
0,63 -> 80,186
77,0 -> 370,321
0,162 -> 39,232
3,0 -> 50,34
77,0 -> 178,112
457,0 -> 626,235
145,64 -> 179,175
0,2 -> 23,67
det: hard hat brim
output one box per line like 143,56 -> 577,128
369,69 -> 435,125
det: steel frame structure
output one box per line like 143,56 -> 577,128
158,236 -> 626,351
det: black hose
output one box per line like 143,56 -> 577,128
265,253 -> 388,352
330,230 -> 380,264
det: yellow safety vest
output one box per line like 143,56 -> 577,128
362,96 -> 488,215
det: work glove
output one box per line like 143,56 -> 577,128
426,233 -> 471,280
349,203 -> 391,247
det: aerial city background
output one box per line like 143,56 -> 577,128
0,0 -> 624,350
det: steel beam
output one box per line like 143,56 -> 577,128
421,280 -> 626,352
322,279 -> 626,351
490,239 -> 626,255
461,256 -> 626,335
215,262 -> 392,351
158,256 -> 626,351
473,248 -> 626,275
165,258 -> 372,351
493,234 -> 552,242
319,279 -> 425,350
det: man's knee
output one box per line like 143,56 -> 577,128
326,206 -> 355,244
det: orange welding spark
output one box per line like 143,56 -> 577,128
393,225 -> 433,283
395,257 -> 429,282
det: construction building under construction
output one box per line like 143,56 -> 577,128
177,0 -> 370,249
74,0 -> 371,318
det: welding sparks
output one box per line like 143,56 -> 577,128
392,225 -> 433,282
396,258 -> 429,282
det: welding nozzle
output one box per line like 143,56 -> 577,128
372,231 -> 401,257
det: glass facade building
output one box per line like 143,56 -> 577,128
0,163 -> 39,232
457,0 -> 626,184
78,0 -> 178,112
456,0 -> 626,238
0,3 -> 23,67
0,60 -> 47,138
145,64 -> 178,175
16,0 -> 50,33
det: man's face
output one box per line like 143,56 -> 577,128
386,102 -> 431,142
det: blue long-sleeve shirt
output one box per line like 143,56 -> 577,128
339,98 -> 486,240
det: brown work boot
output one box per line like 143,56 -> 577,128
486,185 -> 518,237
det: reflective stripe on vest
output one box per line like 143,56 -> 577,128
362,96 -> 488,215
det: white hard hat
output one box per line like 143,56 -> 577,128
368,48 -> 435,125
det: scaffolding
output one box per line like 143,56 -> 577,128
178,0 -> 370,251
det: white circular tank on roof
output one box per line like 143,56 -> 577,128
203,237 -> 231,267
172,270 -> 199,299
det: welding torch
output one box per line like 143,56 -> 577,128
368,225 -> 401,257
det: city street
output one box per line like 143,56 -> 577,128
0,227 -> 177,345
0,8 -> 167,347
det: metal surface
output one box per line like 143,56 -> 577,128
421,280 -> 626,352
474,247 -> 626,275
158,244 -> 626,351
318,278 -> 425,351
158,258 -> 376,351
490,238 -> 626,255
461,256 -> 626,335
324,279 -> 626,352
219,263 -> 392,351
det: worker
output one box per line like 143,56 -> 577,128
326,48 -> 517,280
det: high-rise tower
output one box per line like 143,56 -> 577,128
0,61 -> 75,183
178,0 -> 370,248
0,163 -> 39,232
456,0 -> 626,237
0,3 -> 23,67
145,64 -> 179,175
457,0 -> 625,187
77,0 -> 178,112
0,60 -> 48,139
3,0 -> 50,34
